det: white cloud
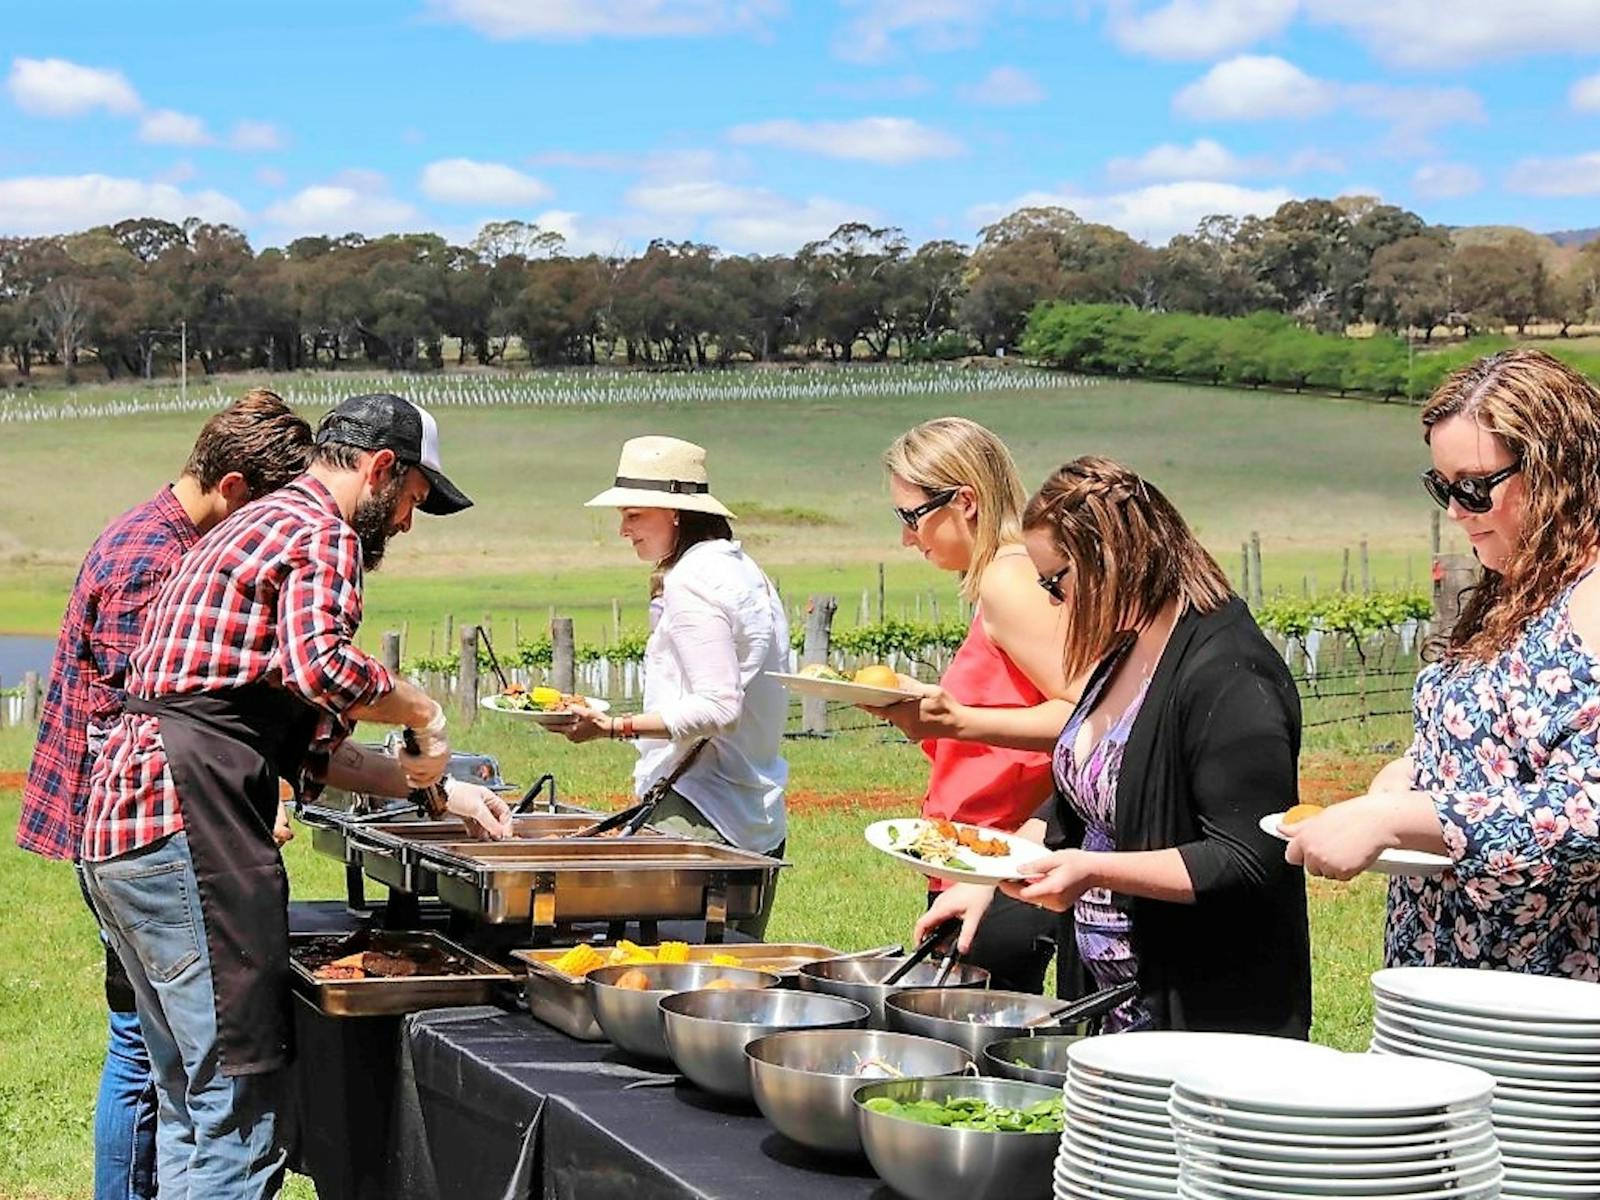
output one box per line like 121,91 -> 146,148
1506,152 -> 1600,197
138,108 -> 212,147
626,179 -> 773,216
970,180 -> 1293,244
1174,55 -> 1333,120
1572,73 -> 1600,113
420,158 -> 552,205
727,116 -> 963,163
616,166 -> 876,253
958,66 -> 1045,107
1107,139 -> 1245,182
230,120 -> 286,151
1303,0 -> 1600,68
1411,163 -> 1483,199
709,196 -> 878,254
832,0 -> 997,63
0,174 -> 245,236
7,57 -> 141,117
261,174 -> 421,237
1343,83 -> 1484,153
425,0 -> 784,39
1106,0 -> 1297,60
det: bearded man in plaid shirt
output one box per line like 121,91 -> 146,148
18,390 -> 312,1200
79,393 -> 511,1199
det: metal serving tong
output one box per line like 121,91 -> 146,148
881,917 -> 962,986
570,738 -> 712,839
1020,980 -> 1142,1030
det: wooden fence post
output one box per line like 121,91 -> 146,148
877,563 -> 886,623
1432,554 -> 1477,633
459,625 -> 480,723
1240,543 -> 1250,598
551,618 -> 576,693
381,631 -> 402,676
802,595 -> 838,735
22,671 -> 41,726
1249,531 -> 1264,608
1340,548 -> 1352,593
1430,509 -> 1442,557
1360,540 -> 1371,594
611,597 -> 622,643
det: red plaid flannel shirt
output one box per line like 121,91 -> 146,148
81,476 -> 394,863
17,486 -> 200,860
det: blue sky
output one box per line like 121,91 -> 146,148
4,0 -> 1600,254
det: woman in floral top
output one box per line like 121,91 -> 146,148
1286,349 -> 1600,981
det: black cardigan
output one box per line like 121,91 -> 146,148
1043,597 -> 1312,1038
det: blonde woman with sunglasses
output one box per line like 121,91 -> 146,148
870,418 -> 1076,992
1286,349 -> 1600,981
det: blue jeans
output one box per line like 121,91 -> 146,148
83,834 -> 286,1200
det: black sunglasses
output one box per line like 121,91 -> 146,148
1421,463 -> 1520,515
894,487 -> 960,531
1037,563 -> 1071,602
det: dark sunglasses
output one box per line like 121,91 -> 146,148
1037,563 -> 1071,602
1420,463 -> 1520,514
894,487 -> 960,531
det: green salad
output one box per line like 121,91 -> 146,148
861,1094 -> 1064,1133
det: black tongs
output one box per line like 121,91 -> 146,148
882,917 -> 961,986
1020,980 -> 1142,1030
571,738 -> 712,839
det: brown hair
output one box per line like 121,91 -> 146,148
1422,348 -> 1600,660
183,389 -> 312,499
658,509 -> 735,576
1023,456 -> 1232,681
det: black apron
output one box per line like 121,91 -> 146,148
125,683 -> 321,1077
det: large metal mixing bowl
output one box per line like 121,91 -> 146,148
853,1075 -> 1061,1200
885,988 -> 1089,1060
659,989 -> 869,1101
587,963 -> 780,1061
745,1029 -> 974,1155
797,957 -> 989,1028
981,1034 -> 1083,1087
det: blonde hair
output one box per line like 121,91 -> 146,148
1422,348 -> 1600,660
1024,457 -> 1232,682
883,417 -> 1027,603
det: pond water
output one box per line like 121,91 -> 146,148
0,634 -> 56,684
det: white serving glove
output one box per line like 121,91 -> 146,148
443,778 -> 514,840
400,701 -> 451,790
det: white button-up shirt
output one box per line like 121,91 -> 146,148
635,539 -> 789,853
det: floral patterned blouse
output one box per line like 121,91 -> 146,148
1386,575 -> 1600,980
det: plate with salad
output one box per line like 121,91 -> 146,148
480,684 -> 610,727
864,818 -> 1047,886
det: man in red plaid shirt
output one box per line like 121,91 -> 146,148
80,393 -> 511,1199
17,390 -> 313,1200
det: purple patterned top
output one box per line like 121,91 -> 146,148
1054,662 -> 1154,1032
1387,574 -> 1600,979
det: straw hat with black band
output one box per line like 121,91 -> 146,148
585,436 -> 735,518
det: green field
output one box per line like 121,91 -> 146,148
1,371 -> 1457,650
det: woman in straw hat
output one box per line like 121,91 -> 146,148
560,436 -> 790,933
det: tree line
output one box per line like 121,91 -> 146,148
2,195 -> 1595,383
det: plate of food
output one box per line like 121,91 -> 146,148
864,817 -> 1049,886
480,683 -> 611,726
768,662 -> 919,707
1258,806 -> 1452,877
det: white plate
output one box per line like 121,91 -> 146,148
766,671 -> 917,706
1069,1031 -> 1339,1087
1500,1151 -> 1600,1175
1066,1087 -> 1176,1132
1171,1122 -> 1496,1163
1375,995 -> 1600,1045
1068,1111 -> 1179,1153
1064,1127 -> 1178,1170
1373,1015 -> 1600,1071
1171,1054 -> 1494,1116
478,693 -> 610,725
1177,1140 -> 1501,1182
1258,813 -> 1452,876
1173,1163 -> 1503,1200
1169,1092 -> 1491,1136
1055,1157 -> 1178,1197
1068,1075 -> 1171,1113
863,817 -> 1046,886
1499,1175 -> 1600,1198
1372,967 -> 1600,1024
1054,1163 -> 1175,1200
1369,1034 -> 1600,1087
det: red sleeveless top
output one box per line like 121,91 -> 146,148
921,612 -> 1053,837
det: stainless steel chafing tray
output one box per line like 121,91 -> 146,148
514,942 -> 845,1040
416,840 -> 789,928
289,930 -> 514,1017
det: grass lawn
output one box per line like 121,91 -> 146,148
0,717 -> 1389,1200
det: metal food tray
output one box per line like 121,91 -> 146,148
348,816 -> 666,895
300,795 -> 600,868
417,840 -> 789,928
289,930 -> 514,1017
515,942 -> 845,1040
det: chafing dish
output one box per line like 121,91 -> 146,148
420,840 -> 788,930
289,930 -> 514,1017
515,941 -> 846,1040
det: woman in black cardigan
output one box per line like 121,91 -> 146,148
909,456 -> 1311,1038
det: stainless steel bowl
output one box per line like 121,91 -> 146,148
853,1075 -> 1061,1200
587,963 -> 780,1061
885,989 -> 1082,1060
981,1034 -> 1083,1086
745,1030 -> 974,1156
659,989 -> 870,1101
797,957 -> 990,1028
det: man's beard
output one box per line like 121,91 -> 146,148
351,473 -> 405,571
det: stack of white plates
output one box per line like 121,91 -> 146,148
1169,1052 -> 1502,1199
1372,967 -> 1600,1199
1054,1032 -> 1340,1200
